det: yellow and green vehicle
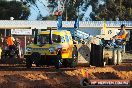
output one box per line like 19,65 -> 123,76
24,29 -> 78,69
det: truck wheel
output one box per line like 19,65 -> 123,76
35,62 -> 40,67
55,54 -> 62,69
26,58 -> 32,68
31,52 -> 41,66
62,59 -> 68,68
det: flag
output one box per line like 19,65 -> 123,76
57,16 -> 62,30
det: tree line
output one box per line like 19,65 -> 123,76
0,0 -> 131,21
0,0 -> 30,20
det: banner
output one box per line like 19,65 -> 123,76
11,29 -> 32,35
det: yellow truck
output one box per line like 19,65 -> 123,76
24,29 -> 78,69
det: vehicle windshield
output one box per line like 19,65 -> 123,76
37,34 -> 61,44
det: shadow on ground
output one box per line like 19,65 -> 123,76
112,65 -> 132,71
92,72 -> 121,79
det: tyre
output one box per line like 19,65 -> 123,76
35,62 -> 41,67
62,59 -> 68,68
31,52 -> 41,66
0,55 -> 6,63
26,58 -> 32,68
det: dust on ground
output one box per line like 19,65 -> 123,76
0,64 -> 131,88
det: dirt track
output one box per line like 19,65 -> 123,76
0,64 -> 131,88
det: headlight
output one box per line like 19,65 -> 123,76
49,47 -> 55,52
26,47 -> 32,52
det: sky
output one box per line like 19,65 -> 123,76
28,0 -> 49,20
82,5 -> 92,21
28,0 -> 92,21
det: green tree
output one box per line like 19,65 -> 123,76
89,0 -> 132,21
0,1 -> 30,20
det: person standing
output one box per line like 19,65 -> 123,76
117,24 -> 128,39
7,34 -> 15,51
115,24 -> 129,52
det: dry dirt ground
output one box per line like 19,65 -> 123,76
0,44 -> 131,88
0,64 -> 131,88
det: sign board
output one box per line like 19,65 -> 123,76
11,29 -> 32,35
